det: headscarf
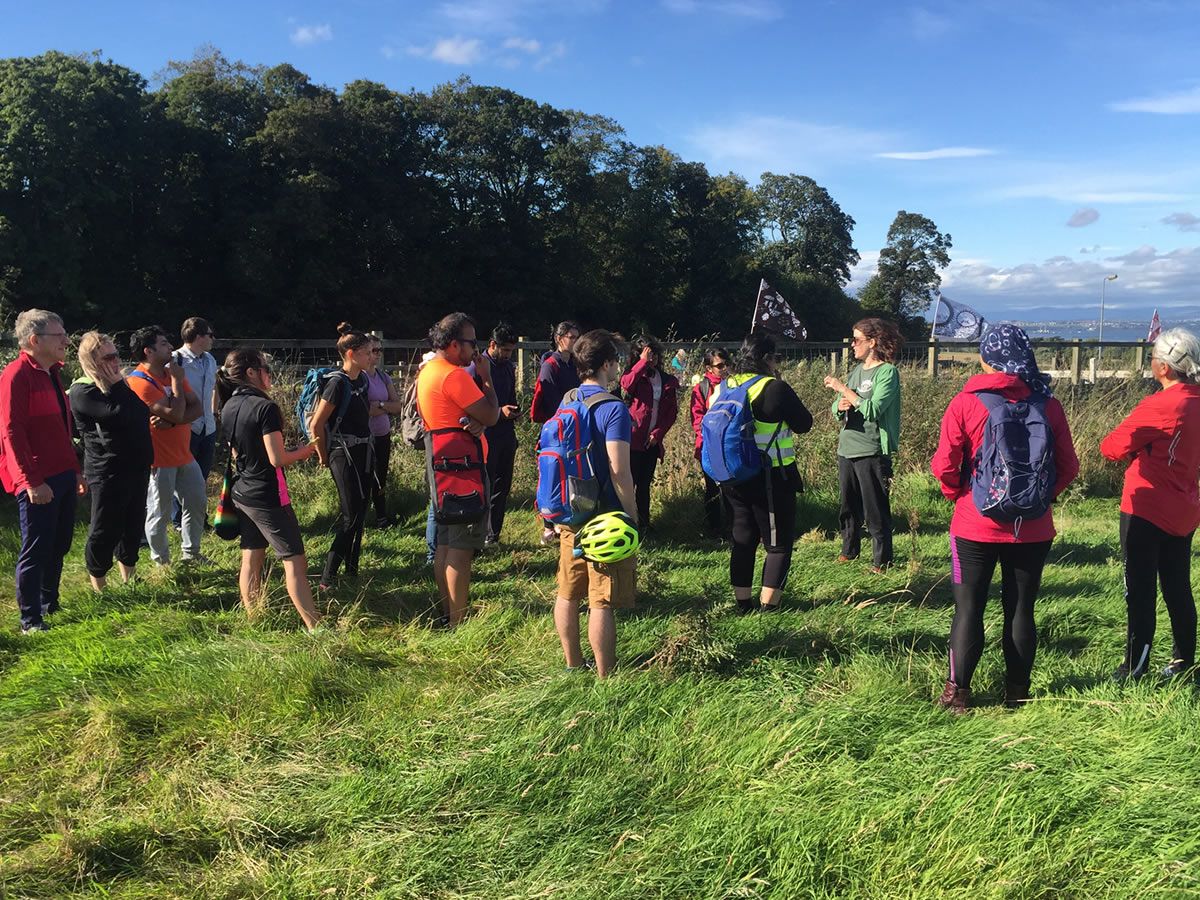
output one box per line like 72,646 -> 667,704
979,323 -> 1052,397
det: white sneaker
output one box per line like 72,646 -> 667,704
180,553 -> 213,567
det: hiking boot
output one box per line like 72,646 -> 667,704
735,598 -> 756,616
1161,659 -> 1196,680
1004,682 -> 1030,709
1112,662 -> 1146,683
936,680 -> 970,715
836,554 -> 854,563
180,553 -> 213,567
20,621 -> 50,635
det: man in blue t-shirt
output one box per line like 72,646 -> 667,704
553,329 -> 639,678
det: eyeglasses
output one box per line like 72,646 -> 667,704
851,336 -> 869,345
371,348 -> 383,354
458,338 -> 478,348
100,352 -> 121,362
37,331 -> 69,339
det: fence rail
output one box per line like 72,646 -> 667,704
213,336 -> 1155,390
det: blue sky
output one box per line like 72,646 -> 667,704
7,0 -> 1200,322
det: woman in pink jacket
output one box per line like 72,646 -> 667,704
930,324 -> 1079,713
690,347 -> 731,538
619,335 -> 679,531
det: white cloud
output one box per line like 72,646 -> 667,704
908,7 -> 954,40
1111,85 -> 1200,114
662,0 -> 783,19
876,147 -> 996,160
1067,208 -> 1100,228
688,116 -> 889,174
535,41 -> 567,69
1163,212 -> 1200,232
290,23 -> 333,46
408,36 -> 485,64
503,36 -> 541,52
438,0 -> 605,32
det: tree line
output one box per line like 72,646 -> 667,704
0,48 -> 951,340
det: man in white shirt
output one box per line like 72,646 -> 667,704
172,317 -> 218,527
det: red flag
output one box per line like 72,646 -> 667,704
1147,309 -> 1162,343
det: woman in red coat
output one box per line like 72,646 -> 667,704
1100,328 -> 1200,681
690,347 -> 731,537
619,335 -> 679,531
930,324 -> 1079,712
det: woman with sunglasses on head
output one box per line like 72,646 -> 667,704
1101,328 -> 1200,681
691,346 -> 732,538
620,334 -> 680,533
216,349 -> 321,630
309,323 -> 375,588
364,335 -> 404,528
69,332 -> 154,592
824,318 -> 903,572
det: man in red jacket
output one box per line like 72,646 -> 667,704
0,309 -> 85,633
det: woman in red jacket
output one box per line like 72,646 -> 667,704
691,347 -> 731,537
930,324 -> 1079,712
619,335 -> 679,531
1100,328 -> 1200,681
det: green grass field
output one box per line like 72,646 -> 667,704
2,371 -> 1199,898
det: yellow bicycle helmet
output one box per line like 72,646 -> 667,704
576,512 -> 640,563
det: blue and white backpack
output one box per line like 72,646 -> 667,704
700,375 -> 779,485
295,368 -> 363,442
536,388 -> 621,527
970,390 -> 1056,523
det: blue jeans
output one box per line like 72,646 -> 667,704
173,429 -> 216,527
426,501 -> 437,564
15,469 -> 77,628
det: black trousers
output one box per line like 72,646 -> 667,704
485,433 -> 517,542
630,447 -> 660,529
85,468 -> 150,577
724,467 -> 798,590
323,445 -> 371,580
1121,512 -> 1197,674
838,454 -> 893,567
702,472 -> 730,536
948,536 -> 1052,690
371,434 -> 392,522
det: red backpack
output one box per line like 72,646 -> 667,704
424,428 -> 490,524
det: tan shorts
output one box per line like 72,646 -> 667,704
556,526 -> 636,609
437,518 -> 487,551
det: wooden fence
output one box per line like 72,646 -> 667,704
212,336 -> 1155,390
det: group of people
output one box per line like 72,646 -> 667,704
3,307 -> 1199,713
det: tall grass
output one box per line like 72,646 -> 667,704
1,362 -> 1193,899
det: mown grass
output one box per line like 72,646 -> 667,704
2,366 -> 1198,898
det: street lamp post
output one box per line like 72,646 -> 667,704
1098,274 -> 1118,376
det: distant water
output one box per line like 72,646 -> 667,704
1012,320 -> 1198,341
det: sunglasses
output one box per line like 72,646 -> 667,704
458,338 -> 478,348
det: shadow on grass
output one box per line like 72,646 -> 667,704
1051,541 -> 1118,567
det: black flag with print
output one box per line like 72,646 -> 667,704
751,278 -> 807,340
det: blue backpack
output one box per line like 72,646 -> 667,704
970,390 -> 1056,523
536,388 -> 621,526
701,375 -> 779,485
296,368 -> 359,442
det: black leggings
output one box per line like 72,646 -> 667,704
702,472 -> 729,536
948,536 -> 1052,690
1121,512 -> 1196,674
371,434 -> 392,522
837,454 -> 893,567
85,468 -> 150,577
630,448 -> 659,529
724,467 -> 797,591
323,445 -> 371,580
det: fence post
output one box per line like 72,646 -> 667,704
1070,340 -> 1082,385
1088,355 -> 1097,383
1134,339 -> 1146,378
829,350 -> 838,375
841,338 -> 851,370
927,340 -> 939,378
517,336 -> 527,394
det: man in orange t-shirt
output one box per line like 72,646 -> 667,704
417,313 -> 499,627
126,325 -> 203,566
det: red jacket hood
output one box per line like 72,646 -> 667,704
703,370 -> 722,386
962,372 -> 1035,401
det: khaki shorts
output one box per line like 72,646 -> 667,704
437,518 -> 487,552
556,526 -> 636,609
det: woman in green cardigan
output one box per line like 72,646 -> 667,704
824,317 -> 903,572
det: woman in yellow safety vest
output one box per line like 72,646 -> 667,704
722,332 -> 813,613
